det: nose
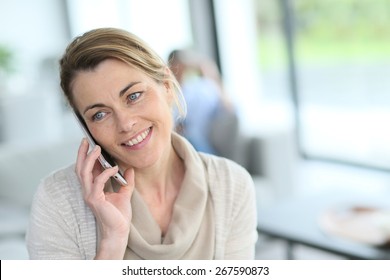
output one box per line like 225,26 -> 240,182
115,110 -> 137,133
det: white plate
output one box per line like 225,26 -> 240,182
319,206 -> 390,246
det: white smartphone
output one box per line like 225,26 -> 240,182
72,110 -> 128,185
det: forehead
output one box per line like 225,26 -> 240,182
71,59 -> 156,109
73,59 -> 152,91
77,59 -> 144,81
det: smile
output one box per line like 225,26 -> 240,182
123,128 -> 151,147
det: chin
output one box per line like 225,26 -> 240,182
119,152 -> 159,170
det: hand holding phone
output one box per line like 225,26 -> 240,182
73,110 -> 128,185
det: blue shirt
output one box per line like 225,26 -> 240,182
181,77 -> 220,154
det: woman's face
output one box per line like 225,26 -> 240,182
72,59 -> 174,170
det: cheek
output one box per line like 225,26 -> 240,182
158,101 -> 174,129
89,123 -> 113,146
148,92 -> 173,124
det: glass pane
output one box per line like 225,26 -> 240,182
293,0 -> 390,169
256,0 -> 291,103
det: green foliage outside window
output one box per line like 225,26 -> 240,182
0,45 -> 14,74
256,0 -> 390,68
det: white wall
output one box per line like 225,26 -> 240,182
0,0 -> 71,146
66,0 -> 193,62
0,0 -> 69,86
213,0 -> 263,130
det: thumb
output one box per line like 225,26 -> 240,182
118,168 -> 135,195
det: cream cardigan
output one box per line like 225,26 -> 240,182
26,134 -> 258,259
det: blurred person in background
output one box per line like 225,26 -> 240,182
168,49 -> 234,155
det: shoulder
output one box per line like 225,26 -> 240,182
35,164 -> 81,202
199,153 -> 257,258
30,164 -> 85,221
27,164 -> 96,259
199,153 -> 253,186
199,153 -> 255,203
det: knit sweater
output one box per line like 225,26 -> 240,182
26,134 -> 258,259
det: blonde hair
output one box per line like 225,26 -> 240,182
59,27 -> 186,119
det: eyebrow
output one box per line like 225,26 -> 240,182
83,81 -> 141,115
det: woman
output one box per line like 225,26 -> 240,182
26,28 -> 258,259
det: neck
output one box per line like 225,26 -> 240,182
134,144 -> 184,202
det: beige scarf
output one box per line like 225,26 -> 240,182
121,133 -> 215,259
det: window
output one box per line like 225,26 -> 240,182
256,0 -> 390,170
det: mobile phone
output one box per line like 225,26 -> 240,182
72,110 -> 128,185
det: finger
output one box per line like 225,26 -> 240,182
118,168 -> 135,196
81,145 -> 101,179
79,145 -> 102,194
88,165 -> 120,198
75,138 -> 89,177
123,168 -> 135,188
93,165 -> 119,186
91,157 -> 104,179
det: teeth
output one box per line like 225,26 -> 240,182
125,128 -> 150,146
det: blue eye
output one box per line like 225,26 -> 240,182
92,111 -> 106,121
128,92 -> 141,102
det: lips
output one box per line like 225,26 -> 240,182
122,127 -> 151,147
